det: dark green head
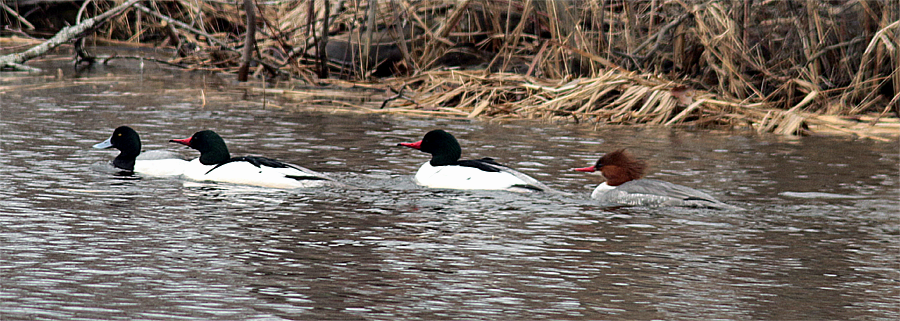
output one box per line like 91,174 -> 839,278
399,129 -> 462,166
93,126 -> 141,171
170,130 -> 231,165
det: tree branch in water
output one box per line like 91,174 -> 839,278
0,0 -> 142,71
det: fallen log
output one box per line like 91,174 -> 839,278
0,0 -> 141,72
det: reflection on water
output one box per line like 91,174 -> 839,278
1,59 -> 898,320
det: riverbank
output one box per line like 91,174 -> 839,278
1,46 -> 897,141
2,1 -> 897,139
246,70 -> 899,141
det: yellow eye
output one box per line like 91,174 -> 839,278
117,133 -> 122,136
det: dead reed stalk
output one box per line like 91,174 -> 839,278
4,0 -> 897,138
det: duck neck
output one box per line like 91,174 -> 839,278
595,182 -> 615,192
591,182 -> 615,199
428,142 -> 461,166
199,145 -> 230,165
600,165 -> 638,186
112,154 -> 136,171
429,151 -> 460,166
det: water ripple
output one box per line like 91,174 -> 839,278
1,67 -> 897,320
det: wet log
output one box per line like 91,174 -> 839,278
0,0 -> 141,72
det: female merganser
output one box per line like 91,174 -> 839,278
399,129 -> 551,192
170,130 -> 337,189
93,126 -> 188,176
575,149 -> 739,209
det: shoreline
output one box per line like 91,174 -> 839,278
2,47 -> 897,142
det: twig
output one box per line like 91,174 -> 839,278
318,0 -> 330,78
0,0 -> 141,69
74,0 -> 97,66
805,37 -> 866,64
102,54 -> 189,68
132,3 -> 231,49
362,0 -> 377,74
549,40 -> 629,74
380,84 -> 418,108
634,12 -> 692,60
253,3 -> 294,65
526,40 -> 548,77
1,2 -> 35,30
399,0 -> 454,46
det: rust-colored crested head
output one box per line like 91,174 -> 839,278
596,149 -> 647,186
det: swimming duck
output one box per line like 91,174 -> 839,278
575,149 -> 740,209
399,129 -> 551,192
93,126 -> 188,176
170,130 -> 337,189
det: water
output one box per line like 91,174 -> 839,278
2,58 -> 898,320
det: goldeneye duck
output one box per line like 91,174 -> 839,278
575,149 -> 741,209
398,129 -> 551,192
93,126 -> 188,176
170,130 -> 337,189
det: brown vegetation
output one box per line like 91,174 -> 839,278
2,0 -> 898,138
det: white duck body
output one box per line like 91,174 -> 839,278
171,130 -> 337,189
413,161 -> 548,191
182,157 -> 333,189
132,159 -> 189,176
400,129 -> 552,192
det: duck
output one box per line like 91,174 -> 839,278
93,126 -> 188,176
575,149 -> 740,209
398,129 -> 551,192
169,130 -> 336,189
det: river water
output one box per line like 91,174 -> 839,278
2,58 -> 898,320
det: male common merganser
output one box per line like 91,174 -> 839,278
399,129 -> 551,192
170,130 -> 336,189
575,149 -> 739,209
93,126 -> 188,176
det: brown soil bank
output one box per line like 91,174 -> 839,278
2,0 -> 897,139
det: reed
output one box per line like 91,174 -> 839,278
4,0 -> 897,137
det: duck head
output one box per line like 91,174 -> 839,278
170,130 -> 231,165
574,149 -> 647,186
399,129 -> 462,166
93,126 -> 141,171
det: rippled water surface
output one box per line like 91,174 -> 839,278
2,59 -> 898,320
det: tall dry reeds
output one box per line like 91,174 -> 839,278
5,0 -> 898,136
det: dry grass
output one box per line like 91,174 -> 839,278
5,0 -> 898,138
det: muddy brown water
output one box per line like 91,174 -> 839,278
1,58 -> 898,320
